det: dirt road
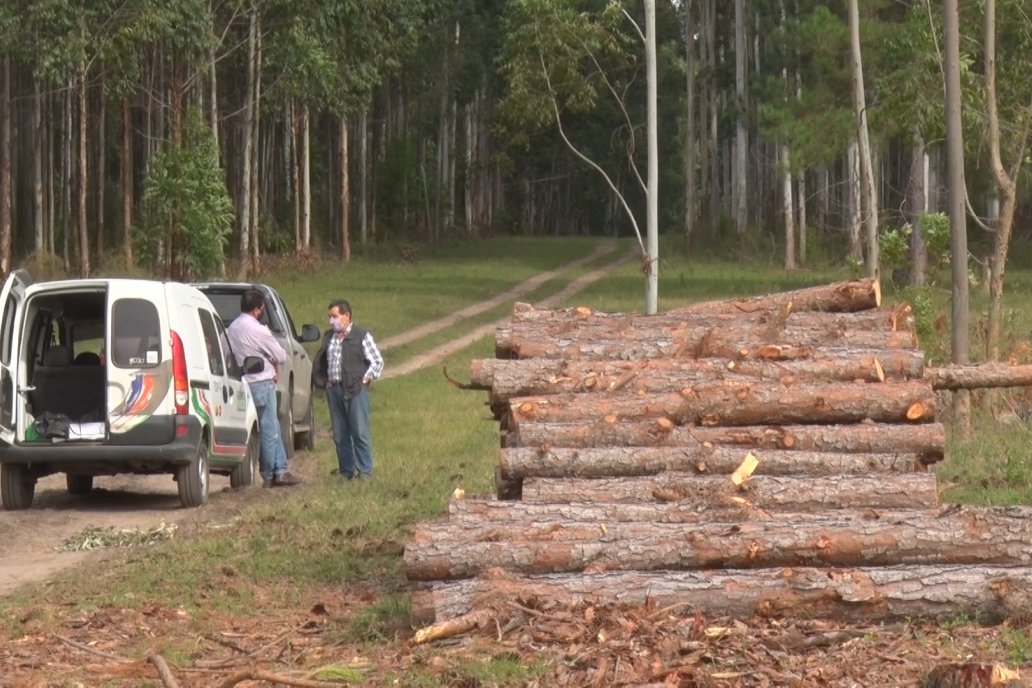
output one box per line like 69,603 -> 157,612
0,242 -> 633,600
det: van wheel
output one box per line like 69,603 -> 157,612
1,464 -> 35,510
231,432 -> 260,488
281,395 -> 296,459
177,440 -> 210,508
66,474 -> 94,495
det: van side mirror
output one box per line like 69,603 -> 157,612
300,324 -> 320,342
242,356 -> 265,375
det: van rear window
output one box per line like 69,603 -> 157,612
112,298 -> 161,367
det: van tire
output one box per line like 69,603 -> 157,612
1,464 -> 35,510
281,394 -> 295,459
66,474 -> 94,495
177,440 -> 210,508
231,432 -> 260,488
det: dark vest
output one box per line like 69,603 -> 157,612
314,325 -> 370,398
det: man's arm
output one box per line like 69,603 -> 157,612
362,333 -> 384,382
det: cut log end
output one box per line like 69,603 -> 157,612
873,358 -> 886,383
873,278 -> 882,308
906,403 -> 928,421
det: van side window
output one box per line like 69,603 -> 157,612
112,298 -> 161,368
198,310 -> 225,376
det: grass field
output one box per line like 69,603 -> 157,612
4,235 -> 1032,685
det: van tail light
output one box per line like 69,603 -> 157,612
171,330 -> 189,414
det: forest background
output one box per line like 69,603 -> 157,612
0,0 -> 1028,314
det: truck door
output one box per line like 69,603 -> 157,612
0,270 -> 31,443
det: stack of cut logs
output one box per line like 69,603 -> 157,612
406,278 -> 1032,629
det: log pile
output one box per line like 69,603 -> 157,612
407,277 -> 1032,631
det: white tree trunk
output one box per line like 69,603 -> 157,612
733,0 -> 748,235
848,0 -> 878,277
645,0 -> 659,314
847,141 -> 862,261
301,104 -> 311,249
238,8 -> 256,277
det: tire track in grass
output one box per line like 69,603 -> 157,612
382,245 -> 637,380
378,240 -> 619,351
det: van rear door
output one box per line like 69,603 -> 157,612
107,281 -> 174,442
0,270 -> 31,443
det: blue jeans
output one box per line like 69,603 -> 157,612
249,379 -> 288,480
327,385 -> 372,478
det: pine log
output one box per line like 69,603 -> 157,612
925,362 -> 1032,390
469,349 -> 926,401
405,506 -> 1032,581
446,497 -> 928,525
518,473 -> 939,509
499,445 -> 924,479
680,277 -> 881,314
510,420 -> 946,461
409,564 -> 1029,624
505,380 -> 935,428
497,330 -> 917,360
509,303 -> 908,331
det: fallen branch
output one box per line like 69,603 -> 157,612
413,608 -> 495,644
215,669 -> 345,688
148,654 -> 180,688
196,625 -> 303,669
53,634 -> 130,662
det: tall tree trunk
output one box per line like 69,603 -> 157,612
0,58 -> 10,275
33,81 -> 44,253
77,69 -> 89,277
797,173 -> 807,265
848,0 -> 877,278
95,74 -> 106,257
944,0 -> 970,436
984,0 -> 1024,363
682,0 -> 697,255
816,166 -> 828,233
359,109 -> 368,244
645,0 -> 659,314
301,104 -> 311,249
121,98 -> 133,270
733,0 -> 748,235
907,128 -> 927,287
237,6 -> 256,279
782,146 -> 795,269
847,142 -> 862,261
249,19 -> 262,275
290,101 -> 300,251
62,80 -> 72,270
339,115 -> 350,262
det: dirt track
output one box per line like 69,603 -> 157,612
0,242 -> 632,600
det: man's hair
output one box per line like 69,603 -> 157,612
240,289 -> 266,313
329,299 -> 352,316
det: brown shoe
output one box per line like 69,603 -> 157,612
273,472 -> 302,486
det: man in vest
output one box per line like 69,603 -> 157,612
313,299 -> 384,480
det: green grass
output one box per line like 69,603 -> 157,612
7,235 -> 1032,682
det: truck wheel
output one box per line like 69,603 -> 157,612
66,474 -> 94,495
280,393 -> 296,459
296,392 -> 315,452
1,464 -> 35,510
177,440 -> 210,507
231,432 -> 260,488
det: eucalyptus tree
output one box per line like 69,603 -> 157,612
981,0 -> 1032,362
499,0 -> 656,309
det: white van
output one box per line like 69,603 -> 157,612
0,270 -> 261,510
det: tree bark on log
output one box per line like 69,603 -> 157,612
505,380 -> 935,428
405,506 -> 1032,581
925,363 -> 1032,390
518,473 -> 939,509
509,420 -> 946,461
446,497 -> 933,525
510,301 -> 907,331
678,277 -> 881,314
499,445 -> 924,479
471,349 -> 925,398
409,564 -> 1028,625
497,330 -> 918,360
